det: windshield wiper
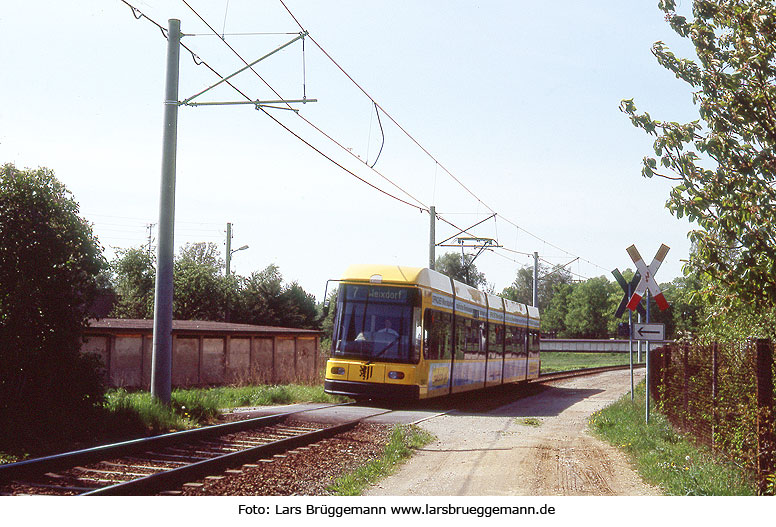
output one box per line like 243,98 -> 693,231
373,334 -> 400,358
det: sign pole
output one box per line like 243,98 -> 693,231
623,243 -> 670,423
629,282 -> 634,401
645,290 -> 651,423
637,312 -> 642,362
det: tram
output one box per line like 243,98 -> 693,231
323,265 -> 540,400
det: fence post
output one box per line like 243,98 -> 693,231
711,342 -> 718,453
755,339 -> 774,494
660,344 -> 672,412
682,342 -> 690,432
652,345 -> 665,408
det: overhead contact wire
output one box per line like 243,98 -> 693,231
179,0 -> 428,211
276,0 -> 609,273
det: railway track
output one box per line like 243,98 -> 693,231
537,363 -> 645,383
1,365 -> 639,496
0,404 -> 388,496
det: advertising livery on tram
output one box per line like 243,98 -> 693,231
324,265 -> 540,400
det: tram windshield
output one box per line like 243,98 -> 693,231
332,284 -> 419,363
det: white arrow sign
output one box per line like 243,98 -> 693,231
633,323 -> 665,341
626,244 -> 670,312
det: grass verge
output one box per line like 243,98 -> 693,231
541,351 -> 643,373
589,381 -> 757,495
327,425 -> 435,496
105,384 -> 347,431
1,384 -> 347,463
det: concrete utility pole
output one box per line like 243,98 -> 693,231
429,206 -> 436,270
151,19 -> 181,406
225,222 -> 232,275
533,251 -> 539,307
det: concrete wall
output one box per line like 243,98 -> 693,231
82,333 -> 321,389
540,338 -> 670,353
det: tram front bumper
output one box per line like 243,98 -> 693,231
324,379 -> 419,400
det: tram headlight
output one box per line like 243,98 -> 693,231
388,371 -> 404,380
331,367 -> 346,375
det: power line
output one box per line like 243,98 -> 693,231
275,0 -> 609,274
119,0 -> 424,212
177,0 -> 428,212
121,0 -> 606,278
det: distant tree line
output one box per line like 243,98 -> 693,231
109,243 -> 319,329
436,251 -> 703,340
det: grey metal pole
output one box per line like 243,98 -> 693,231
629,282 -> 634,401
151,19 -> 181,406
225,222 -> 232,275
429,206 -> 435,270
637,311 -> 642,362
533,252 -> 539,307
645,289 -> 651,423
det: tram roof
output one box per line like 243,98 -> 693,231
341,264 -> 452,293
340,264 -> 539,321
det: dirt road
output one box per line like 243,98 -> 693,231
366,369 -> 661,496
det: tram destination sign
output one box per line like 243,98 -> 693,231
633,323 -> 665,341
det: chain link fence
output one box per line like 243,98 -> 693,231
650,339 -> 774,494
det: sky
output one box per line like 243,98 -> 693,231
1,0 -> 702,302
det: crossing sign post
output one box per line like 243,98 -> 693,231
623,243 -> 671,424
612,269 -> 646,319
612,267 -> 643,402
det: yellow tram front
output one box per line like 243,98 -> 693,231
324,264 -> 540,401
324,266 -> 423,400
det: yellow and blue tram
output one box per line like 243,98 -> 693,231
324,265 -> 540,400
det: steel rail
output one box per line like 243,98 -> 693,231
536,363 -> 645,383
0,403 -> 349,484
83,416 -> 383,495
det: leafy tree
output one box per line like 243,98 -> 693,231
173,242 -> 228,320
0,164 -> 106,448
564,276 -> 617,338
110,247 -> 155,319
501,267 -> 534,306
319,290 -> 338,347
541,282 -> 574,337
232,264 -> 319,329
434,252 -> 487,289
502,263 -> 574,311
279,281 -> 319,329
235,264 -> 284,326
621,0 -> 776,312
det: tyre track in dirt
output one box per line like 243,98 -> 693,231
366,369 -> 660,496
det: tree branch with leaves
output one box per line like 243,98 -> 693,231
622,0 -> 776,309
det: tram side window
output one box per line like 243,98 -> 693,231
506,326 -> 526,358
454,316 -> 485,359
477,320 -> 487,358
489,322 -> 504,358
528,330 -> 540,356
505,326 -> 516,358
454,315 -> 466,359
423,309 -> 452,360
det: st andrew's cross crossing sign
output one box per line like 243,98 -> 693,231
612,268 -> 646,318
626,244 -> 671,312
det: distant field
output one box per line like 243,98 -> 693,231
540,351 -> 644,373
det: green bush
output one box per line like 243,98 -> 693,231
0,164 -> 107,452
